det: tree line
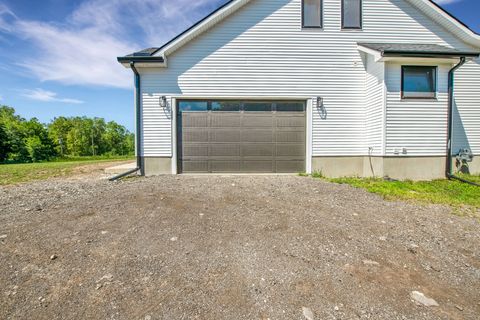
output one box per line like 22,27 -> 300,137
0,106 -> 134,163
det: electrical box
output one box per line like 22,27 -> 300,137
456,149 -> 474,163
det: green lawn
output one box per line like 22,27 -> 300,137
0,156 -> 134,186
309,173 -> 480,210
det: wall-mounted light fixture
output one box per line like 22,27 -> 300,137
160,95 -> 167,108
316,96 -> 324,108
316,96 -> 327,120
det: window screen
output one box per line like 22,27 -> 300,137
342,0 -> 362,29
303,0 -> 322,28
402,66 -> 437,99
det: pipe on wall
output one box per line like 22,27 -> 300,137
109,62 -> 142,181
445,57 -> 479,186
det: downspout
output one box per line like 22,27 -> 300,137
445,57 -> 479,186
109,61 -> 142,181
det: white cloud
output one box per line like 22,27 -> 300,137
22,88 -> 84,104
0,0 -> 224,89
433,0 -> 464,5
0,4 -> 16,32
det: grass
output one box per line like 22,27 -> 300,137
303,173 -> 480,210
0,156 -> 134,186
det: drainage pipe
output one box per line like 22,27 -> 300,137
109,62 -> 142,181
445,57 -> 479,187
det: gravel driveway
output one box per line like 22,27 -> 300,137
0,173 -> 479,320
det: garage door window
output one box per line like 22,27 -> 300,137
177,100 -> 306,112
211,101 -> 241,111
244,102 -> 272,112
179,101 -> 208,111
276,102 -> 305,112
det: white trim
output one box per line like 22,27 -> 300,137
406,0 -> 480,47
172,95 -> 310,174
357,45 -> 383,62
382,62 -> 387,156
171,98 -> 178,174
306,98 -> 313,174
171,95 -> 313,100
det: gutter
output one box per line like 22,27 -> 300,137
445,57 -> 480,187
109,61 -> 143,181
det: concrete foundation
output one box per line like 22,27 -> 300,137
140,155 -> 478,180
142,157 -> 172,176
312,156 -> 480,181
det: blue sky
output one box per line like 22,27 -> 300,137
0,0 -> 478,131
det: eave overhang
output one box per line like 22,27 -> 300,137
358,43 -> 480,63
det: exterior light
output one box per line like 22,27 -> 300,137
316,96 -> 323,108
160,96 -> 167,108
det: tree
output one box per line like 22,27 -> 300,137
22,118 -> 56,161
0,106 -> 29,162
0,106 -> 134,162
48,117 -> 73,157
0,122 -> 10,162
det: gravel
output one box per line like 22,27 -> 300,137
0,173 -> 479,319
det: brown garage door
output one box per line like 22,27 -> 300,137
177,100 -> 306,173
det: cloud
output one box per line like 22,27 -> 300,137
22,88 -> 84,104
0,0 -> 225,89
0,4 -> 16,31
433,0 -> 464,5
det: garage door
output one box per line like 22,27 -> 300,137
177,100 -> 306,173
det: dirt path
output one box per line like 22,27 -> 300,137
0,173 -> 479,320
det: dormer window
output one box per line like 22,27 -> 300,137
302,0 -> 322,28
342,0 -> 362,29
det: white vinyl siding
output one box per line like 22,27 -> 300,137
452,58 -> 480,156
138,0 -> 479,158
364,54 -> 385,156
385,62 -> 450,156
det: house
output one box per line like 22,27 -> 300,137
117,0 -> 480,180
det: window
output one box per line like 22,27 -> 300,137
342,0 -> 362,29
178,101 -> 208,112
211,101 -> 241,111
244,102 -> 273,112
276,102 -> 305,112
302,0 -> 322,28
401,66 -> 437,99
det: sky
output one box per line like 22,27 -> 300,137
0,0 -> 478,131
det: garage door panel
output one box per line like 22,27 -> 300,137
242,114 -> 274,127
210,129 -> 241,142
183,129 -> 209,142
276,160 -> 305,173
276,116 -> 305,127
276,144 -> 305,156
210,114 -> 241,127
276,131 -> 305,143
242,144 -> 274,156
182,113 -> 208,127
242,130 -> 274,143
182,161 -> 208,172
183,144 -> 209,157
242,161 -> 274,172
209,161 -> 241,172
209,144 -> 241,157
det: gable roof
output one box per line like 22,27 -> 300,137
118,0 -> 480,65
